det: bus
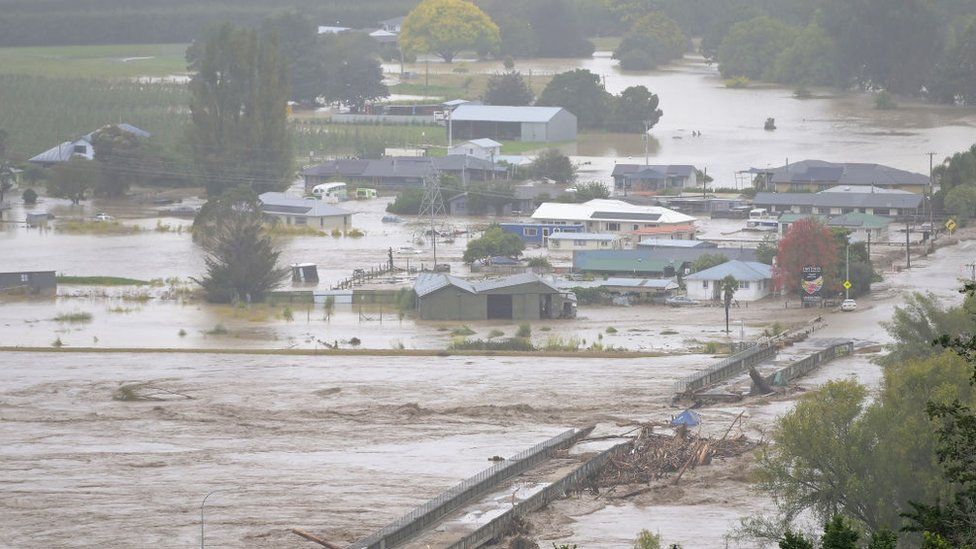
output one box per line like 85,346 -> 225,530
311,182 -> 348,202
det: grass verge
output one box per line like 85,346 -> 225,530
58,275 -> 151,286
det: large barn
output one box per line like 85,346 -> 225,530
413,273 -> 577,321
448,105 -> 577,143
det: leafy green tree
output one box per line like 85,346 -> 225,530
603,0 -> 660,27
0,163 -> 14,205
90,124 -> 145,198
880,291 -> 976,367
613,12 -> 687,70
933,144 -> 976,195
463,225 -> 525,263
608,85 -> 663,133
528,0 -> 594,58
866,529 -> 898,549
386,188 -> 425,215
324,32 -> 389,112
465,180 -> 515,215
634,529 -> 661,549
21,188 -> 37,205
23,164 -> 45,186
945,184 -> 976,225
820,515 -> 859,549
537,69 -> 611,130
192,190 -> 287,303
573,181 -> 610,202
717,16 -> 795,80
188,24 -> 292,197
399,0 -> 500,62
769,21 -> 840,86
756,233 -> 777,264
778,530 -> 814,549
47,157 -> 96,205
526,149 -> 576,183
930,18 -> 976,104
483,71 -> 533,106
260,11 -> 319,104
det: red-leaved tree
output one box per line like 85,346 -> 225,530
773,217 -> 839,295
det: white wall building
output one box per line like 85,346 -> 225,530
684,260 -> 773,302
531,199 -> 697,239
546,232 -> 620,250
447,138 -> 502,161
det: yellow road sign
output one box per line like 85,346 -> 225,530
843,280 -> 852,290
946,219 -> 957,233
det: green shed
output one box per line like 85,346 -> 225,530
414,273 -> 577,321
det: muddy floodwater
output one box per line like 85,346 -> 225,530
1,239 -> 972,548
390,53 -> 976,186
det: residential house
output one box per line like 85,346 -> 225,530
752,189 -> 923,219
499,222 -> 584,245
531,199 -> 697,239
378,16 -> 405,33
0,270 -> 56,295
413,272 -> 576,320
573,247 -> 758,278
685,260 -> 773,302
449,105 -> 577,142
302,155 -> 503,191
258,192 -> 352,231
778,212 -> 891,242
747,160 -> 930,193
512,181 -> 574,213
547,232 -> 620,251
448,138 -> 502,161
611,164 -> 697,194
555,277 -> 679,300
28,123 -> 150,166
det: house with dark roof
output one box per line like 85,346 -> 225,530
302,155 -> 503,191
28,123 -> 150,166
778,212 -> 892,241
685,260 -> 773,301
752,189 -> 923,219
747,160 -> 930,193
413,272 -> 576,320
611,164 -> 698,194
258,192 -> 353,231
448,105 -> 577,142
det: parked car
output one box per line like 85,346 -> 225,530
841,299 -> 857,312
666,295 -> 698,307
93,213 -> 115,221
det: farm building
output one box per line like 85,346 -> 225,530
258,192 -> 352,231
546,232 -> 621,250
448,105 -> 577,142
685,260 -> 773,302
413,272 -> 576,321
0,270 -> 56,295
28,123 -> 149,166
531,199 -> 697,239
746,160 -> 930,194
611,164 -> 698,194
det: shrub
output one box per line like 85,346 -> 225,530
54,311 -> 93,323
178,329 -> 187,337
282,306 -> 294,321
516,322 -> 532,338
22,188 -> 38,204
874,89 -> 896,110
702,341 -> 722,354
206,324 -> 228,335
450,325 -> 476,336
447,337 -> 535,351
51,337 -> 64,347
606,326 -> 618,333
488,329 -> 505,339
346,228 -> 365,237
527,257 -> 552,269
724,76 -> 750,88
543,335 -> 581,351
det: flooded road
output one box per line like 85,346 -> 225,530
390,53 -> 976,186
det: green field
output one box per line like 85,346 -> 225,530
0,44 -> 189,78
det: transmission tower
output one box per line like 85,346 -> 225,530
418,167 -> 446,267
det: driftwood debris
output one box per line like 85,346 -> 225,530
748,366 -> 775,395
291,529 -> 342,549
593,420 -> 755,489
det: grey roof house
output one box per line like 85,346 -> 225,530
685,260 -> 773,302
748,160 -> 930,193
258,192 -> 352,231
448,105 -> 577,142
753,190 -> 923,218
612,164 -> 697,194
303,155 -> 503,191
414,272 -> 576,320
573,247 -> 758,277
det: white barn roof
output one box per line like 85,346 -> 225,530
450,105 -> 567,123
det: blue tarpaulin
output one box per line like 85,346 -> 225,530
671,410 -> 702,427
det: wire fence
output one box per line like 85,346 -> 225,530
673,342 -> 772,394
346,426 -> 592,549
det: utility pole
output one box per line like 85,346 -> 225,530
967,263 -> 976,282
906,224 -> 911,269
418,167 -> 446,267
702,167 -> 707,200
845,240 -> 850,300
927,151 -> 936,239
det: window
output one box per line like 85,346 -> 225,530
574,240 -> 586,247
73,145 -> 87,154
703,280 -> 709,288
294,217 -> 307,226
607,222 -> 620,231
875,208 -> 890,215
524,228 -> 538,237
20,274 -> 29,282
633,224 -> 640,231
740,281 -> 750,289
542,229 -> 550,236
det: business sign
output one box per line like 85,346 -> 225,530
801,265 -> 824,304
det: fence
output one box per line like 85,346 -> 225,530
673,342 -> 776,395
444,441 -> 632,549
330,114 -> 437,125
757,340 -> 854,390
346,427 -> 593,549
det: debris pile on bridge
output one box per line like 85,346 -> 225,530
593,423 -> 756,488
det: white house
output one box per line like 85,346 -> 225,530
531,199 -> 697,239
258,192 -> 353,231
684,260 -> 773,302
448,138 -> 502,161
546,232 -> 620,250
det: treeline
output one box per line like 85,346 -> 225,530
0,0 -> 419,46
